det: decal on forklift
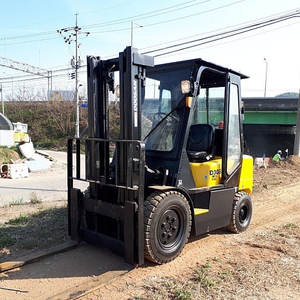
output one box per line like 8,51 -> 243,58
133,79 -> 138,127
209,169 -> 221,180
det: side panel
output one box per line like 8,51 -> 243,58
238,154 -> 253,194
194,188 -> 235,236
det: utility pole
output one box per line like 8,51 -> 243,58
131,21 -> 143,47
263,58 -> 268,97
293,90 -> 300,156
0,84 -> 3,115
57,14 -> 90,138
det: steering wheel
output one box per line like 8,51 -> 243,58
152,112 -> 179,124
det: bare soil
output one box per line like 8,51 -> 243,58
1,156 -> 300,299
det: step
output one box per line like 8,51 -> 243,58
194,208 -> 209,216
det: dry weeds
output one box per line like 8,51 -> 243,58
135,223 -> 300,300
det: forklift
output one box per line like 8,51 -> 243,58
68,46 -> 253,266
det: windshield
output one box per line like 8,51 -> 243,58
142,67 -> 192,151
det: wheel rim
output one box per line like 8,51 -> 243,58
157,208 -> 184,252
239,203 -> 249,224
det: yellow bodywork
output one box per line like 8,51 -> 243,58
189,155 -> 253,193
190,158 -> 222,187
238,155 -> 253,194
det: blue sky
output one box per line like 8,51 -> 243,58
0,0 -> 300,97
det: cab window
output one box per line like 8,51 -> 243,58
193,87 -> 225,126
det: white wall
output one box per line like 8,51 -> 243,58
0,130 -> 15,147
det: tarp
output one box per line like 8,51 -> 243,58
19,141 -> 45,160
19,142 -> 51,172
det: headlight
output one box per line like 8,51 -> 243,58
181,80 -> 191,94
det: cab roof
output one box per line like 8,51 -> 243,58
148,58 -> 249,79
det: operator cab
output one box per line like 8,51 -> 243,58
142,59 -> 248,191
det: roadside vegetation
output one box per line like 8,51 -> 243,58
4,100 -> 120,150
0,146 -> 21,165
5,101 -> 87,150
0,205 -> 68,261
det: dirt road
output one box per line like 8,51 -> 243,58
0,157 -> 300,299
0,243 -> 130,300
81,158 -> 300,299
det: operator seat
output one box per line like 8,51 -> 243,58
187,123 -> 215,162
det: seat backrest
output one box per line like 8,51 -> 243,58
187,124 -> 215,161
214,128 -> 223,156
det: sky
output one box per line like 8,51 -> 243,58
0,0 -> 300,98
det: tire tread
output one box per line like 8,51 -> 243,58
144,191 -> 191,264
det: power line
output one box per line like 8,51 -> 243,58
0,0 -> 227,46
0,36 -> 61,46
1,7 -> 300,90
137,7 -> 299,52
0,0 -> 140,32
86,0 -> 243,34
0,1 -> 297,52
84,0 -> 208,29
2,9 -> 300,85
0,67 -> 87,84
78,0 -> 140,16
0,0 -> 200,43
0,30 -> 57,41
142,9 -> 300,57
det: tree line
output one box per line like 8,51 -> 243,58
4,99 -> 121,150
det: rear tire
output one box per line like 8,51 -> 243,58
227,191 -> 252,233
144,191 -> 192,264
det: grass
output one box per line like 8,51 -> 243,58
0,233 -> 16,248
29,191 -> 43,204
175,288 -> 192,300
283,222 -> 298,229
7,194 -> 43,207
8,198 -> 25,206
0,206 -> 68,261
194,263 -> 216,290
0,146 -> 21,165
6,213 -> 30,225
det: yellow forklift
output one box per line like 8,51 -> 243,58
68,46 -> 253,265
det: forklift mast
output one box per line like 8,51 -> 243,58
68,47 -> 154,265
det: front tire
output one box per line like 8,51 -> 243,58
144,191 -> 192,264
227,191 -> 252,233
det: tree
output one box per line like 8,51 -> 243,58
275,92 -> 299,98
